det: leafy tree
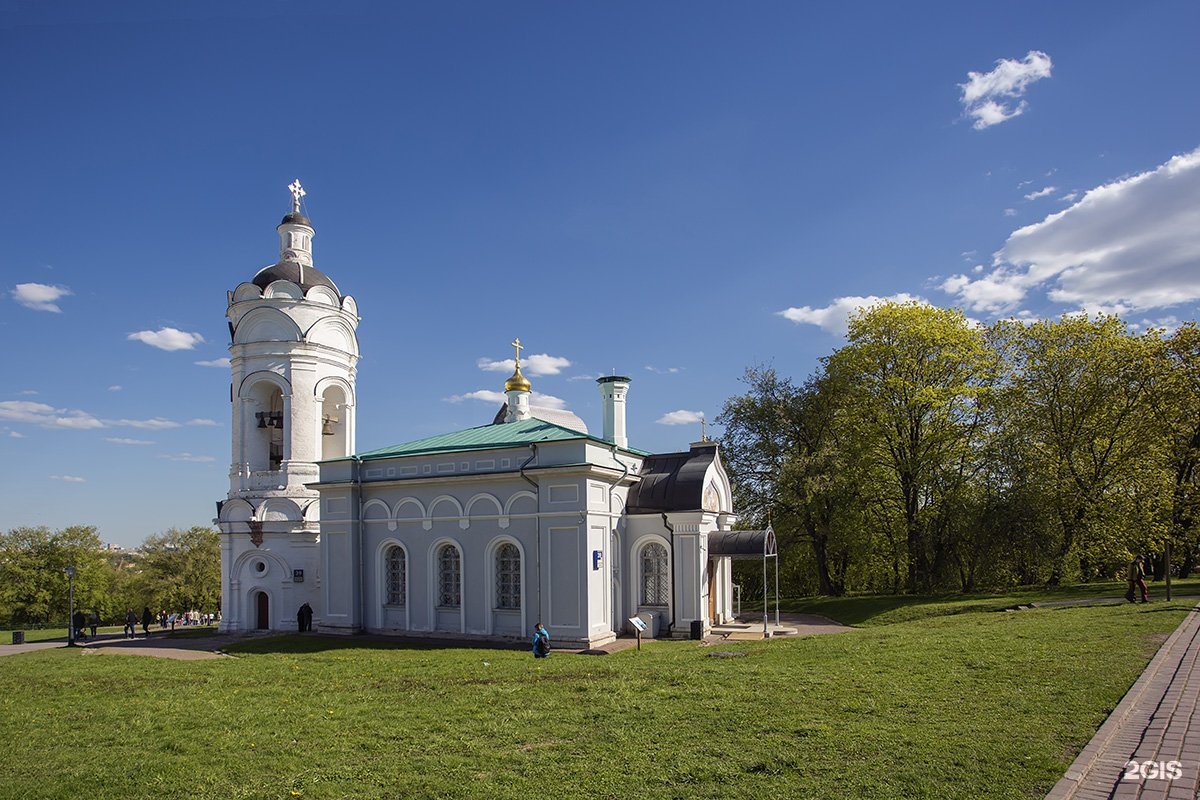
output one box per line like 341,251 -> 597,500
135,526 -> 221,614
0,525 -> 107,627
824,302 -> 994,592
991,315 -> 1165,583
1148,322 -> 1200,577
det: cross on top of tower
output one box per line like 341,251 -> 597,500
511,337 -> 524,368
288,179 -> 306,212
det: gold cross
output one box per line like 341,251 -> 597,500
511,338 -> 523,367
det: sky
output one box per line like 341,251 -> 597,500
2,1 -> 1198,547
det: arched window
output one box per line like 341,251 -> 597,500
385,546 -> 406,606
495,543 -> 521,609
640,543 -> 669,606
437,544 -> 461,608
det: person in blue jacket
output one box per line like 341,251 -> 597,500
531,622 -> 550,658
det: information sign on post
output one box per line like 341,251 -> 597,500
628,616 -> 647,650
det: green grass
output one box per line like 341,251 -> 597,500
0,601 -> 1192,799
781,577 -> 1200,626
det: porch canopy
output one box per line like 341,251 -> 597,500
707,528 -> 780,637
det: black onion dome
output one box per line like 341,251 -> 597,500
251,261 -> 340,295
280,211 -> 312,226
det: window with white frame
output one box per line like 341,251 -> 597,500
495,543 -> 521,609
437,544 -> 461,608
385,546 -> 405,606
640,542 -> 669,606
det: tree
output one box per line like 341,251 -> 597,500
991,315 -> 1165,583
0,525 -> 107,626
718,367 -> 865,595
1148,322 -> 1200,577
824,302 -> 994,593
136,526 -> 221,613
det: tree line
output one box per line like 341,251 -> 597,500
718,304 -> 1200,596
0,525 -> 220,628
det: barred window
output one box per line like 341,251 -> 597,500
495,543 -> 521,609
640,543 -> 669,606
385,546 -> 406,606
437,544 -> 461,608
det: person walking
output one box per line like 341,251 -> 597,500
124,608 -> 137,639
88,611 -> 99,638
141,606 -> 153,637
531,622 -> 550,658
1126,555 -> 1150,603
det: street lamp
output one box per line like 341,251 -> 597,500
64,564 -> 76,647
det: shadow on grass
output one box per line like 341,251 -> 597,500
778,579 -> 1200,627
225,632 -> 529,656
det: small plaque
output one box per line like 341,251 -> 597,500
293,569 -> 304,583
628,616 -> 647,633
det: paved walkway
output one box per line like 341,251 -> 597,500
1045,601 -> 1200,800
0,630 -> 228,661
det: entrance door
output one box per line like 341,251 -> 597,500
707,559 -> 717,623
255,591 -> 270,630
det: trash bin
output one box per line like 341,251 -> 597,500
690,620 -> 704,640
11,631 -> 25,645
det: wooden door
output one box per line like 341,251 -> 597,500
255,591 -> 270,630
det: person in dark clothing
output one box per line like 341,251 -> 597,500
88,611 -> 99,638
124,608 -> 137,639
297,602 -> 313,631
72,610 -> 86,642
141,606 -> 153,636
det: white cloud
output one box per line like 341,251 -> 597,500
532,392 -> 568,410
1003,208 -> 1018,217
960,50 -> 1052,130
0,400 -> 104,430
194,358 -> 231,368
11,283 -> 71,312
942,146 -> 1200,315
127,327 -> 205,351
186,418 -> 219,427
50,475 -> 86,483
0,401 -> 195,432
108,385 -> 122,392
446,390 -> 507,405
8,430 -> 24,438
567,373 -> 602,382
106,437 -> 154,445
158,453 -> 215,463
657,410 -> 704,426
19,390 -> 37,396
778,293 -> 926,336
109,418 -> 180,430
644,365 -> 682,375
477,353 -> 571,376
1024,186 -> 1056,201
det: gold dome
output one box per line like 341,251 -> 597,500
504,337 -> 532,393
505,367 -> 531,393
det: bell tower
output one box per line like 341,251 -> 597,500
216,181 -> 360,632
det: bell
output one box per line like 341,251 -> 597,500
256,412 -> 268,428
322,414 -> 338,436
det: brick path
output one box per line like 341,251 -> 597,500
1045,602 -> 1200,800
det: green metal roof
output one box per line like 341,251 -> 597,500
356,418 -> 650,460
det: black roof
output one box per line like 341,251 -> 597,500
280,211 -> 312,226
251,261 -> 340,294
626,442 -> 718,513
708,529 -> 776,558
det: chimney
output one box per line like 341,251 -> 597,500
596,376 -> 631,449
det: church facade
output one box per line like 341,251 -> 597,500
217,185 -> 749,646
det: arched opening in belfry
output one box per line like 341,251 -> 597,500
320,385 -> 348,461
247,382 -> 285,472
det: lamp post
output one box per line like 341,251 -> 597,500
64,564 -> 76,647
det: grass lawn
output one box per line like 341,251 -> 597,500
0,600 -> 1193,799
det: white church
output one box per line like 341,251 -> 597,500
216,183 -> 774,647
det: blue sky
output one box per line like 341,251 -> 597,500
3,2 -> 1198,547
